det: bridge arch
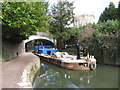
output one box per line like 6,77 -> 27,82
24,34 -> 55,52
24,35 -> 54,44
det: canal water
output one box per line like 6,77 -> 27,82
33,61 -> 118,88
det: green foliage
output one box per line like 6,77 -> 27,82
84,32 -> 119,65
96,20 -> 119,34
118,1 -> 120,29
77,20 -> 119,37
49,0 -> 74,47
2,2 -> 50,43
93,29 -> 99,37
99,2 -> 118,22
73,2 -> 120,65
118,1 -> 120,19
65,27 -> 80,44
72,19 -> 119,43
69,27 -> 80,37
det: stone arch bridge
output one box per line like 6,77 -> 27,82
2,32 -> 55,61
24,32 -> 55,52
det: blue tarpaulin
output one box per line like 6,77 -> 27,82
34,45 -> 58,55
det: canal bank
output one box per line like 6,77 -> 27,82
1,52 -> 40,88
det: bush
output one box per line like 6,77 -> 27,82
97,20 -> 119,34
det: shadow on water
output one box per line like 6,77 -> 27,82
33,60 -> 118,88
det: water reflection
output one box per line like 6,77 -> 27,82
33,61 -> 96,88
33,61 -> 118,88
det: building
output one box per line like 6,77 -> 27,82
74,14 -> 95,27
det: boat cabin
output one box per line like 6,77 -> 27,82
34,45 -> 58,55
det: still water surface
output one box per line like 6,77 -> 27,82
33,61 -> 118,88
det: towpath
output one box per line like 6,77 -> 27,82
1,52 -> 39,88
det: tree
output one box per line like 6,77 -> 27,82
2,2 -> 50,43
98,20 -> 119,34
99,2 -> 118,22
49,0 -> 74,48
118,1 -> 120,29
118,1 -> 120,19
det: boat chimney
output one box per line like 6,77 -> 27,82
76,44 -> 81,59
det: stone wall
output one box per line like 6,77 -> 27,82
2,41 -> 25,61
17,56 -> 40,88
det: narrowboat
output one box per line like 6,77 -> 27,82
33,45 -> 97,70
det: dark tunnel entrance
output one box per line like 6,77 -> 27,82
25,39 -> 54,52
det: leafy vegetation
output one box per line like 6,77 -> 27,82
49,0 -> 74,48
94,20 -> 119,35
99,2 -> 118,22
2,2 -> 50,43
71,2 -> 120,66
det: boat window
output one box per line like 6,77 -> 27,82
78,63 -> 83,65
47,51 -> 51,55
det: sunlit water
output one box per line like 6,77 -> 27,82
33,61 -> 118,88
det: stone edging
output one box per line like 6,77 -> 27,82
17,57 -> 40,88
